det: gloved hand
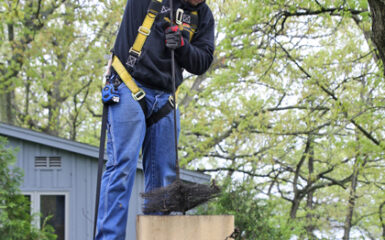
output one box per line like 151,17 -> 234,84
165,25 -> 185,49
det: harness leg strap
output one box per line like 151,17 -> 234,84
146,96 -> 176,127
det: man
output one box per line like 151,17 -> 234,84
95,0 -> 214,239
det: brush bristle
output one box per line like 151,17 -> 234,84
141,180 -> 220,214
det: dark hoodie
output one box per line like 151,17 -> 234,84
112,0 -> 215,93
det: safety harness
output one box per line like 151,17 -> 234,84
94,2 -> 199,236
111,0 -> 198,127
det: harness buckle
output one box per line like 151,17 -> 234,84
138,26 -> 151,36
168,95 -> 177,108
176,8 -> 184,25
148,8 -> 158,17
129,47 -> 141,57
132,88 -> 146,101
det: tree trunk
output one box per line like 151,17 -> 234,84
306,143 -> 316,239
290,196 -> 301,219
368,0 -> 385,75
342,159 -> 359,240
290,136 -> 312,219
0,24 -> 17,125
380,201 -> 385,239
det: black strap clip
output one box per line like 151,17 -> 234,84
148,0 -> 163,16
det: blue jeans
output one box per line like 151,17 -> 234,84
95,79 -> 180,240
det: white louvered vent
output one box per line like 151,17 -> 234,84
49,156 -> 62,168
35,156 -> 62,168
35,156 -> 48,168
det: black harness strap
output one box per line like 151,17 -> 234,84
93,104 -> 108,238
138,98 -> 148,116
148,0 -> 163,15
146,96 -> 175,127
113,74 -> 173,127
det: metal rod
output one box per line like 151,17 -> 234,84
169,0 -> 180,180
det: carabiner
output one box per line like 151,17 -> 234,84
176,8 -> 184,26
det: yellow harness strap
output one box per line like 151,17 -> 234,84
112,55 -> 180,102
112,56 -> 145,100
189,11 -> 198,42
130,0 -> 163,57
112,0 -> 163,100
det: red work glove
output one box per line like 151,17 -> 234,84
165,25 -> 185,49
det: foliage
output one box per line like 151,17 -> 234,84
1,0 -> 385,239
0,137 -> 56,240
0,0 -> 121,141
178,0 -> 385,239
198,178 -> 302,240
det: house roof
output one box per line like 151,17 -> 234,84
0,122 -> 210,183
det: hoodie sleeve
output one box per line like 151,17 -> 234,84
174,7 -> 215,75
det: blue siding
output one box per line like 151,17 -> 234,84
5,137 -> 145,240
1,123 -> 210,240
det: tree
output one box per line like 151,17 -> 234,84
0,137 -> 55,240
2,0 -> 385,238
0,0 -> 68,125
0,0 -> 119,142
368,0 -> 385,75
179,0 -> 385,238
198,178 -> 302,239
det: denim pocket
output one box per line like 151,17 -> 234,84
109,85 -> 144,123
